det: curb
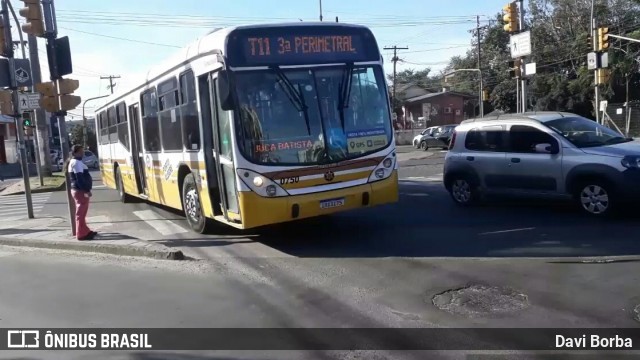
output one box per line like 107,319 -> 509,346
0,236 -> 185,260
0,180 -> 66,196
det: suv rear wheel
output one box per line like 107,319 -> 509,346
420,141 -> 429,151
575,180 -> 615,217
449,176 -> 478,206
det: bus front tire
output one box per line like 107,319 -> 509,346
116,167 -> 133,203
182,173 -> 207,234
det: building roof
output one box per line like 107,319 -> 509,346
404,91 -> 475,103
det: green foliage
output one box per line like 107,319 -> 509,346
388,0 -> 640,117
69,124 -> 98,156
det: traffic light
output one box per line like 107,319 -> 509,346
0,90 -> 13,115
22,112 -> 33,127
597,27 -> 609,51
58,78 -> 81,111
596,68 -> 611,85
482,88 -> 490,101
18,0 -> 45,37
35,79 -> 81,112
508,59 -> 521,78
35,81 -> 58,112
503,2 -> 519,33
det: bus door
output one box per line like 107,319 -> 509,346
203,72 -> 239,221
128,103 -> 147,195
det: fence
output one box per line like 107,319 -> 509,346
604,103 -> 640,137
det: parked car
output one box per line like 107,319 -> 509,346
54,150 -> 99,171
443,112 -> 640,217
419,125 -> 457,151
412,126 -> 438,148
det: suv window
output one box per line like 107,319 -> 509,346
509,125 -> 558,153
464,125 -> 505,151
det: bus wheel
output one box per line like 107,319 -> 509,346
116,167 -> 133,203
182,173 -> 207,233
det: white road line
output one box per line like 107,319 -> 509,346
133,210 -> 189,236
479,227 -> 536,236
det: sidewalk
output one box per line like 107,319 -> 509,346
0,215 -> 184,260
0,174 -> 66,196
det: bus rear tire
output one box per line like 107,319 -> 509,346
116,167 -> 133,203
182,173 -> 207,234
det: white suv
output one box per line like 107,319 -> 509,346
443,112 -> 640,217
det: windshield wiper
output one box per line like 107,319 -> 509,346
337,63 -> 354,131
270,66 -> 311,135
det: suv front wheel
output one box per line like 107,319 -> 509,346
575,180 -> 615,217
448,176 -> 478,206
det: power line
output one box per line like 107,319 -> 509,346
59,27 -> 181,48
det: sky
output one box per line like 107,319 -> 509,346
10,0 -> 509,119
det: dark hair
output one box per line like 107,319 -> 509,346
64,145 -> 84,173
71,144 -> 84,154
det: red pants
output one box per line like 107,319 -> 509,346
72,190 -> 91,239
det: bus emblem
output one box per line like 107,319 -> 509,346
324,171 -> 335,182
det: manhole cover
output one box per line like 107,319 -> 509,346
634,304 -> 640,322
432,285 -> 529,317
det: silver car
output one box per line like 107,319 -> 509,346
443,112 -> 640,216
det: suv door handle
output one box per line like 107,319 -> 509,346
511,158 -> 521,163
466,156 -> 474,161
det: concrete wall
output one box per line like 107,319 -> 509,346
394,129 -> 424,146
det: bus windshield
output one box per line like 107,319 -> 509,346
234,65 -> 392,165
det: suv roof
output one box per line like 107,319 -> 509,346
460,111 -> 575,125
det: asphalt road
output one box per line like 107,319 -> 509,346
2,146 -> 640,359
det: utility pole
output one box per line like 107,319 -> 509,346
101,75 -> 120,94
384,45 -> 408,128
591,0 -> 600,124
476,16 -> 484,118
1,0 -> 33,218
28,34 -> 52,178
518,0 -> 527,113
318,0 -> 323,21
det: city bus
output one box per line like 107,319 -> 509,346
94,22 -> 398,233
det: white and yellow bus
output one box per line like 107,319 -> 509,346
95,22 -> 398,233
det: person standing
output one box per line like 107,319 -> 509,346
67,145 -> 96,240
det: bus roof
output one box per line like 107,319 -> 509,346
95,22 -> 375,112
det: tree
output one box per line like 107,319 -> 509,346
69,124 -> 98,156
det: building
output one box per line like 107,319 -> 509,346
403,88 -> 476,128
0,115 -> 16,164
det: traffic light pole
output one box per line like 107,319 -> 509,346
28,33 -> 52,177
41,0 -> 76,236
591,1 -> 600,124
518,0 -> 528,113
1,0 -> 33,218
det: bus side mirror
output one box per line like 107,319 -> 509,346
218,70 -> 235,111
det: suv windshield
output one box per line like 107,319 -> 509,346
545,116 -> 630,148
234,66 -> 392,165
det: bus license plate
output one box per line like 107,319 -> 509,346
320,198 -> 345,209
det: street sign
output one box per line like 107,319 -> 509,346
524,62 -> 537,77
509,31 -> 532,59
0,58 -> 33,87
587,52 -> 598,70
600,52 -> 609,68
18,93 -> 41,111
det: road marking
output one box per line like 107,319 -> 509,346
133,210 -> 189,236
400,174 -> 443,183
479,227 -> 536,236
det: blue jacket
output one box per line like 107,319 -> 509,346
68,157 -> 93,192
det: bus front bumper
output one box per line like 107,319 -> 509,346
238,171 -> 399,229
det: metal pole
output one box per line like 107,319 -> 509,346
2,0 -> 33,218
519,0 -> 527,112
591,1 -> 600,124
319,0 -> 323,21
516,77 -> 520,113
476,16 -> 484,118
28,34 -> 52,177
6,0 -> 43,186
82,94 -> 110,148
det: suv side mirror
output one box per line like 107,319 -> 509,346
535,143 -> 558,154
218,70 -> 235,111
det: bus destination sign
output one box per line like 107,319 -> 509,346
227,26 -> 379,66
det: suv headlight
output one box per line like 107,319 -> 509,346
237,169 -> 289,197
368,153 -> 396,183
621,156 -> 640,169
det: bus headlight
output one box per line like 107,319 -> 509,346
237,169 -> 289,198
368,154 -> 396,183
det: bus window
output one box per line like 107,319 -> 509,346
116,102 -> 129,151
158,78 -> 182,151
141,89 -> 161,152
179,71 -> 200,151
214,79 -> 232,159
107,107 -> 117,144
